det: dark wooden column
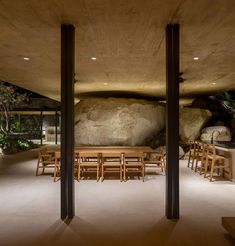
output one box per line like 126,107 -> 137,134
61,24 -> 75,220
40,110 -> 43,145
55,110 -> 58,145
165,24 -> 180,219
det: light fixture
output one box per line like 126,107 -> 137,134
23,57 -> 30,61
212,82 -> 216,85
103,82 -> 108,86
91,57 -> 97,60
193,57 -> 199,60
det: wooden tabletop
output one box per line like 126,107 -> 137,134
46,146 -> 153,154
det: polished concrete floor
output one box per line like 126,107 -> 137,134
0,148 -> 235,246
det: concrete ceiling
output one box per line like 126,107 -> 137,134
0,0 -> 235,101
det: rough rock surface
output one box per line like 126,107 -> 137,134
155,145 -> 185,159
75,98 -> 165,146
179,108 -> 212,143
230,118 -> 235,141
200,126 -> 232,142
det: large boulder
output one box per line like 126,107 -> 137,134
179,108 -> 212,143
200,126 -> 232,142
75,98 -> 165,146
230,118 -> 235,141
155,145 -> 185,159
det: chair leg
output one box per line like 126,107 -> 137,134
42,166 -> 45,175
53,167 -> 57,182
36,160 -> 40,176
160,158 -> 163,172
199,157 -> 205,175
220,160 -> 224,177
204,158 -> 209,178
187,152 -> 191,168
229,158 -> 232,180
120,164 -> 122,182
142,165 -> 145,182
210,160 -> 215,182
123,164 -> 126,181
101,165 -> 104,182
77,165 -> 80,181
97,165 -> 99,182
194,157 -> 199,172
191,153 -> 195,170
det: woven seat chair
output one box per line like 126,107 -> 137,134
123,152 -> 145,181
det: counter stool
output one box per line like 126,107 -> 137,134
194,142 -> 206,173
188,140 -> 198,170
204,144 -> 232,182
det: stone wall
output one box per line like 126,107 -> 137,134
200,126 -> 231,142
74,98 -> 213,146
179,108 -> 212,143
74,98 -> 165,146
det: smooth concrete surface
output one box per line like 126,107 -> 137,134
1,1 -> 235,100
222,217 -> 235,239
0,148 -> 235,246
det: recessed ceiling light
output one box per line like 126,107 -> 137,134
91,57 -> 97,60
193,57 -> 199,60
23,57 -> 30,60
212,82 -> 216,85
103,82 -> 108,86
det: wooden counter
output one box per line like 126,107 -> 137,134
215,144 -> 235,182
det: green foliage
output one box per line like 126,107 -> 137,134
0,82 -> 37,154
9,119 -> 20,132
0,132 -> 6,147
0,135 -> 38,154
0,81 -> 29,134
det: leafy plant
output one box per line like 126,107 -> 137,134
0,81 -> 29,134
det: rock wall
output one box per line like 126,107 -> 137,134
200,126 -> 231,142
75,98 -> 165,146
179,108 -> 212,143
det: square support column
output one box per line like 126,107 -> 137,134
40,110 -> 43,146
165,24 -> 180,219
61,24 -> 75,220
55,110 -> 58,145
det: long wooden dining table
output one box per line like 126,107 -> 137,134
46,146 -> 153,154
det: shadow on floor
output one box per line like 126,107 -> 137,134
20,216 -> 178,246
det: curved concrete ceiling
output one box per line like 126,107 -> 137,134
0,0 -> 235,101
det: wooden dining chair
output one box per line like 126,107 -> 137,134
123,152 -> 145,181
101,152 -> 123,181
194,142 -> 206,173
36,148 -> 55,176
198,143 -> 209,175
187,140 -> 196,169
204,144 -> 231,182
144,149 -> 165,173
53,151 -> 61,182
77,152 -> 100,181
188,140 -> 201,170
